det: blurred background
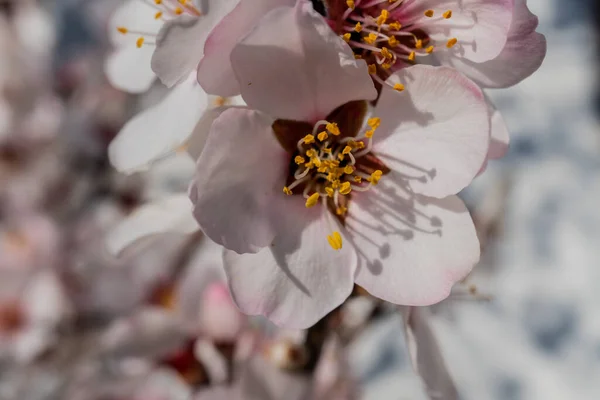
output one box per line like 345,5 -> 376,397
0,0 -> 598,399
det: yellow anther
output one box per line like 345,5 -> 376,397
317,131 -> 328,141
354,54 -> 362,59
354,176 -> 363,183
354,22 -> 362,32
283,186 -> 292,195
331,179 -> 341,189
303,134 -> 315,144
117,27 -> 128,34
388,21 -> 402,31
424,9 -> 434,17
136,37 -> 145,48
355,141 -> 365,149
305,193 -> 320,208
155,11 -> 163,19
339,181 -> 352,195
343,165 -> 355,174
325,187 -> 335,197
443,10 -> 453,19
323,147 -> 332,153
368,64 -> 377,74
312,157 -> 322,168
327,231 -> 343,250
336,206 -> 348,216
426,45 -> 434,54
346,0 -> 355,9
368,170 -> 383,185
388,36 -> 398,47
342,146 -> 352,155
343,33 -> 351,42
365,129 -> 375,138
175,7 -> 184,15
415,39 -> 423,49
294,155 -> 305,165
381,47 -> 393,59
408,51 -> 416,61
393,83 -> 405,92
306,149 -> 317,157
446,38 -> 458,48
155,0 -> 162,4
382,63 -> 391,70
377,10 -> 389,26
326,123 -> 340,136
368,117 -> 381,129
305,161 -> 315,169
363,32 -> 378,44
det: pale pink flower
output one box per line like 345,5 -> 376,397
0,269 -> 72,363
189,2 -> 488,328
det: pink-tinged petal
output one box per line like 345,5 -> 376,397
186,106 -> 236,161
398,0 -> 513,63
190,108 -> 288,253
374,66 -> 489,198
105,194 -> 199,257
231,1 -> 376,121
223,201 -> 357,329
348,172 -> 480,306
108,73 -> 208,174
151,1 -> 240,88
442,0 -> 546,88
488,99 -> 510,160
399,307 -> 459,400
105,46 -> 156,94
198,0 -> 295,97
200,282 -> 246,341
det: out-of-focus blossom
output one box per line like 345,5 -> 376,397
0,269 -> 72,363
189,2 -> 487,328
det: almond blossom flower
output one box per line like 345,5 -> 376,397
189,2 -> 488,328
323,0 -> 546,161
106,0 -> 240,174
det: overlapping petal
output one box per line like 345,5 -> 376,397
373,65 -> 489,198
198,0 -> 296,97
108,73 -> 208,174
151,0 -> 240,88
398,0 -> 513,63
441,0 -> 547,88
348,172 -> 479,306
190,108 -> 289,254
230,0 -> 376,121
223,200 -> 356,329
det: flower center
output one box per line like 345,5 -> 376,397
116,0 -> 202,48
329,0 -> 458,89
274,101 -> 390,250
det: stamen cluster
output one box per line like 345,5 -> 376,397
336,0 -> 457,89
283,118 -> 383,217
